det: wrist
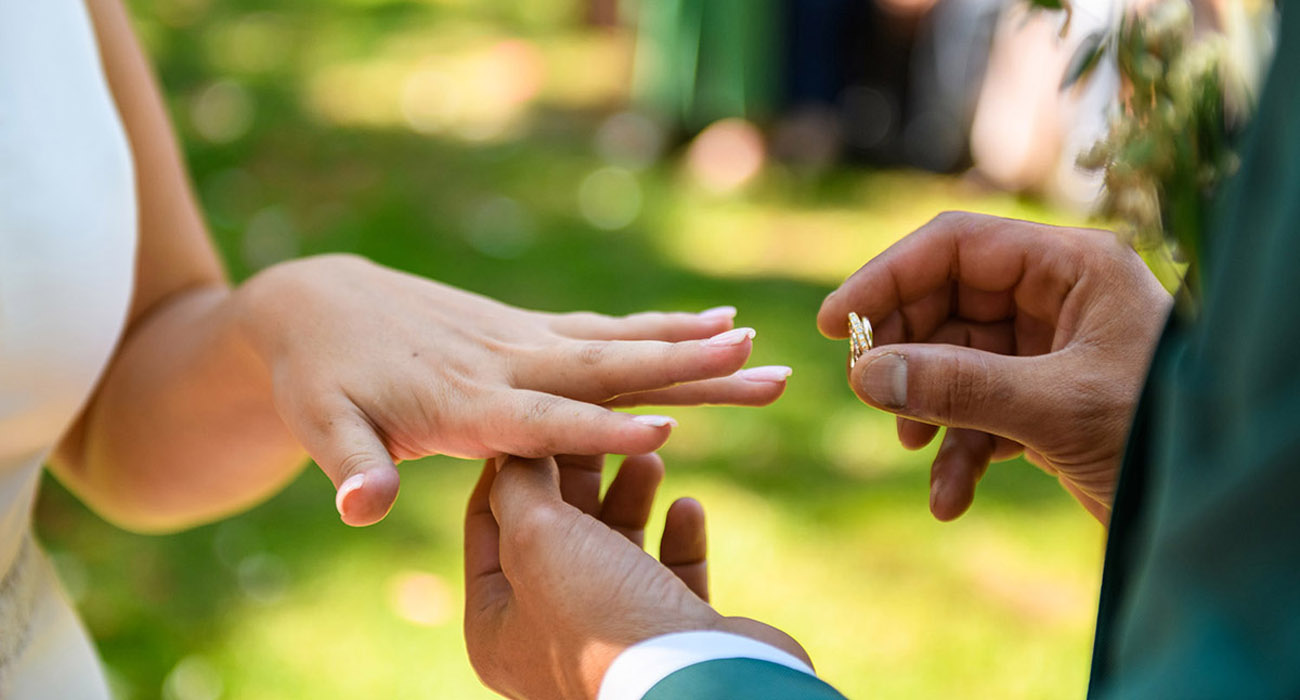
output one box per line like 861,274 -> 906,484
576,602 -> 727,699
230,254 -> 365,366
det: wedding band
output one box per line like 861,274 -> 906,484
848,312 -> 873,367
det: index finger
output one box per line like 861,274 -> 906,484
817,212 -> 1052,338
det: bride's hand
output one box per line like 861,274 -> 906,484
233,254 -> 789,526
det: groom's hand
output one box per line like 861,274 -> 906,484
819,212 -> 1172,523
464,454 -> 807,699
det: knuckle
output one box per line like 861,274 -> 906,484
930,210 -> 974,232
931,210 -> 965,226
522,394 -> 561,423
505,504 -> 563,551
575,341 -> 608,366
336,449 -> 381,481
942,353 -> 992,423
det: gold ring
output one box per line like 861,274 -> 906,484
848,312 -> 873,367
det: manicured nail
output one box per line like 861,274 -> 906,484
705,327 -> 756,347
632,414 -> 678,428
859,352 -> 907,409
698,305 -> 738,321
336,473 -> 366,515
737,365 -> 793,383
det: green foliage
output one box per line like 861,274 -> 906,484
1070,1 -> 1256,306
34,2 -> 1103,698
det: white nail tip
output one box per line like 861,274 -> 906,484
336,473 -> 366,514
705,327 -> 757,347
698,305 -> 738,320
738,366 -> 793,382
632,415 -> 678,428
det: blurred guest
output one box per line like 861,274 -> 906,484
969,0 -> 1121,208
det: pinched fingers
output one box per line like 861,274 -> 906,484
549,307 -> 737,342
516,329 -> 758,403
818,212 -> 1072,339
848,343 -> 1057,447
661,498 -> 708,602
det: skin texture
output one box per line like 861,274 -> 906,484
53,0 -> 788,532
464,454 -> 810,700
818,212 -> 1172,524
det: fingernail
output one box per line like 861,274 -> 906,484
859,352 -> 907,409
632,414 -> 678,428
930,476 -> 944,512
336,473 -> 366,515
737,365 -> 793,383
705,327 -> 756,347
698,305 -> 738,321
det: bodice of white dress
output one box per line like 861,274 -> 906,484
0,0 -> 137,695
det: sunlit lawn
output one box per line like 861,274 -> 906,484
35,1 -> 1105,698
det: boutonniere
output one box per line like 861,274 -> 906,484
1029,0 -> 1275,317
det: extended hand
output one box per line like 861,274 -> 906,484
464,454 -> 808,699
234,254 -> 789,525
818,213 -> 1171,522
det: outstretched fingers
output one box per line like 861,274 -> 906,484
550,307 -> 737,342
519,329 -> 758,403
487,391 -> 677,458
602,366 -> 792,408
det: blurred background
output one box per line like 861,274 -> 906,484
31,0 -> 1162,697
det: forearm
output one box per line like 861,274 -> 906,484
53,283 -> 306,533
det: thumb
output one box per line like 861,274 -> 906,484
489,456 -> 563,530
850,345 -> 1051,445
489,456 -> 568,575
302,410 -> 402,527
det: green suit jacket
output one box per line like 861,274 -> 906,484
1090,5 -> 1300,698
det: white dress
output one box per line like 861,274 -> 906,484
0,0 -> 137,696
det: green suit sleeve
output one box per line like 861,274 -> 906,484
1089,5 -> 1300,698
641,658 -> 848,699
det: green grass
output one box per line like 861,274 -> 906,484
33,1 -> 1104,698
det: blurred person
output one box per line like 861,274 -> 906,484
465,3 -> 1300,698
632,0 -> 782,132
0,1 -> 794,696
968,0 -> 1122,209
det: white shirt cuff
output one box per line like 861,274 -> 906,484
597,630 -> 816,700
